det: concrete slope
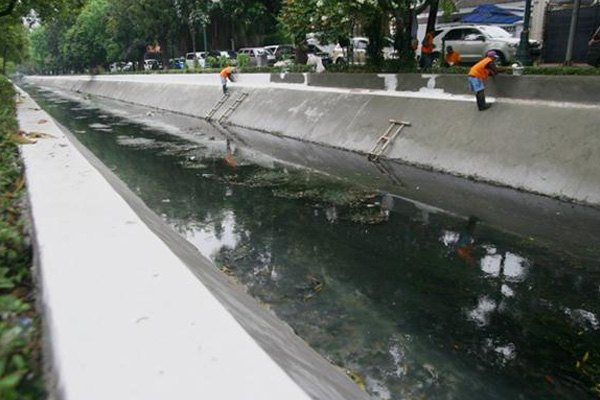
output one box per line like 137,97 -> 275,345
24,74 -> 600,207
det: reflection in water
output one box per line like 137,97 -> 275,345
26,85 -> 600,400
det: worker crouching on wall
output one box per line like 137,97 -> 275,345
220,66 -> 236,94
468,51 -> 500,111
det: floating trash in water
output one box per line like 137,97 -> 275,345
88,122 -> 111,130
116,136 -> 158,149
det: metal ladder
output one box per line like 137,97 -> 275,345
205,93 -> 230,121
218,92 -> 249,124
367,119 -> 411,161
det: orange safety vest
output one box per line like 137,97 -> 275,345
421,33 -> 435,54
469,57 -> 493,81
445,51 -> 462,65
220,67 -> 233,79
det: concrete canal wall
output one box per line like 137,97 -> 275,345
25,73 -> 600,207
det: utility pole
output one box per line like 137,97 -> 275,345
516,0 -> 533,65
564,0 -> 582,65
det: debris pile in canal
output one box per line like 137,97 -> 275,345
208,165 -> 389,225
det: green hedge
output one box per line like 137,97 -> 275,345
0,76 -> 44,400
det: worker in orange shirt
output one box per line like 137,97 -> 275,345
468,51 -> 499,111
444,46 -> 462,67
220,66 -> 236,94
420,30 -> 436,70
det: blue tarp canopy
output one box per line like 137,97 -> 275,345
461,4 -> 522,24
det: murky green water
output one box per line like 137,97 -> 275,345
26,85 -> 600,400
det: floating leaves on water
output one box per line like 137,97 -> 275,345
225,156 -> 237,168
220,266 -> 235,275
348,207 -> 388,225
345,369 -> 366,390
583,351 -> 590,362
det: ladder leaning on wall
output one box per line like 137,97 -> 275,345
367,119 -> 411,161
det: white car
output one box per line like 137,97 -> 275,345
185,52 -> 206,69
431,25 -> 540,65
237,47 -> 276,66
332,37 -> 397,65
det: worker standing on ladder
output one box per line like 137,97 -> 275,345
220,66 -> 236,94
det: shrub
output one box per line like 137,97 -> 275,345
237,54 -> 250,68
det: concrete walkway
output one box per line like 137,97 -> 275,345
15,87 -> 368,399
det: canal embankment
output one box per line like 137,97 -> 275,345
18,82 -> 600,400
24,73 -> 600,207
14,85 -> 369,400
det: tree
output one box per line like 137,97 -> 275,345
0,0 -> 18,18
279,0 -> 317,63
0,0 -> 66,20
379,0 -> 431,67
175,0 -> 210,54
29,25 -> 49,73
62,0 -> 110,72
124,0 -> 179,67
0,18 -> 29,73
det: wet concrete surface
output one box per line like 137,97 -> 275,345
23,84 -> 600,400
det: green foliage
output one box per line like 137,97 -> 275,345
0,18 -> 30,74
279,0 -> 317,46
205,56 -> 219,68
237,53 -> 250,68
0,76 -> 43,400
62,0 -> 110,72
440,0 -> 458,18
218,55 -> 230,68
0,0 -> 67,20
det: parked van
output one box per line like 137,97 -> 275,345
237,47 -> 275,66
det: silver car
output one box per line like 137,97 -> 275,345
433,25 -> 540,65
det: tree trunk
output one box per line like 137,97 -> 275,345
159,38 -> 170,69
2,46 -> 7,75
426,0 -> 440,34
190,26 -> 197,54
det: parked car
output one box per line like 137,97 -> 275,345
237,47 -> 275,66
332,37 -> 397,65
306,44 -> 333,66
185,52 -> 206,69
587,24 -> 600,67
265,44 -> 295,60
143,59 -> 162,71
218,50 -> 238,65
109,61 -> 133,73
429,25 -> 540,65
170,57 -> 186,69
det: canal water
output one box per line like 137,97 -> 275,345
25,85 -> 600,400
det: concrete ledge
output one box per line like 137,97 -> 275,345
16,86 -> 368,399
270,72 -> 306,84
308,73 -> 386,90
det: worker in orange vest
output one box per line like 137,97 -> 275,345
220,66 -> 236,94
444,46 -> 462,67
420,31 -> 436,70
468,51 -> 499,111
